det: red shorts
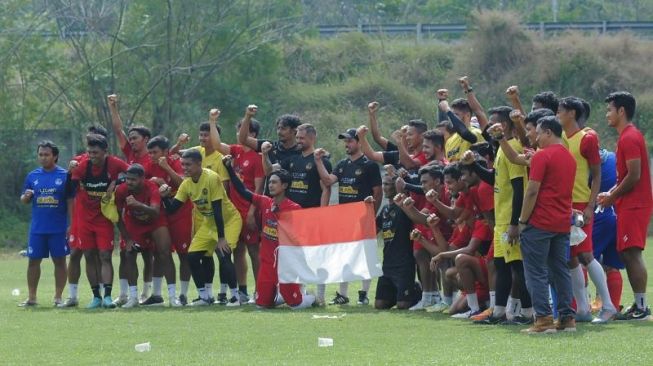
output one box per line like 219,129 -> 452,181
238,210 -> 260,245
168,204 -> 193,254
68,218 -> 81,250
485,241 -> 494,261
255,262 -> 303,307
471,220 -> 493,241
616,206 -> 652,252
449,225 -> 472,248
461,256 -> 489,303
78,219 -> 115,251
122,215 -> 167,251
570,202 -> 593,257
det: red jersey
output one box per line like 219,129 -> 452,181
121,143 -> 152,173
528,144 -> 576,233
412,151 -> 429,166
252,194 -> 301,266
616,124 -> 652,210
72,156 -> 128,223
114,179 -> 165,228
146,156 -> 183,190
229,144 -> 264,215
469,181 -> 494,215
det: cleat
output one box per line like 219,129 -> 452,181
575,312 -> 593,322
474,314 -> 507,325
58,297 -> 79,308
425,302 -> 449,313
409,300 -> 426,311
226,296 -> 241,307
18,299 -> 38,307
139,293 -> 149,305
329,292 -> 350,305
140,295 -> 165,307
190,297 -> 212,306
86,297 -> 102,309
470,307 -> 493,321
616,306 -> 651,321
216,293 -> 228,305
102,296 -> 116,308
121,297 -> 139,309
592,308 -> 618,324
112,295 -> 128,307
238,291 -> 250,304
169,297 -> 182,307
53,298 -> 63,307
357,290 -> 369,305
451,310 -> 483,319
178,294 -> 188,306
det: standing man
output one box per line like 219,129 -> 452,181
70,134 -> 128,308
314,128 -> 382,305
598,91 -> 652,320
19,141 -> 73,307
519,116 -> 577,333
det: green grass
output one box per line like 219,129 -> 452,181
1,246 -> 652,365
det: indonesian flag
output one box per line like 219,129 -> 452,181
277,201 -> 383,284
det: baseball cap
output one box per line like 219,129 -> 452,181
338,128 -> 359,141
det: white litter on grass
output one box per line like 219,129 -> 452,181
318,338 -> 334,347
312,313 -> 346,319
11,289 -> 20,296
134,342 -> 151,352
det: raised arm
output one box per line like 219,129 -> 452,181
237,105 -> 260,150
169,133 -> 190,156
440,100 -> 477,144
314,148 -> 338,187
505,86 -> 528,146
459,77 -> 489,130
393,193 -> 428,225
260,141 -> 274,176
357,125 -> 385,163
208,108 -> 231,155
107,94 -> 128,151
394,129 -> 421,170
367,102 -> 389,150
223,156 -> 254,203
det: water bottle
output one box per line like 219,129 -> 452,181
574,212 -> 584,227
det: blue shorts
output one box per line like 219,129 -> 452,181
28,232 -> 70,259
592,211 -> 624,270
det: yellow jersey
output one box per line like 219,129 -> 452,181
191,146 -> 229,182
562,129 -> 598,203
494,138 -> 528,225
175,168 -> 240,224
445,127 -> 485,162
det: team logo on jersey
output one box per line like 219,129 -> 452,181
33,179 -> 39,186
338,168 -> 343,174
55,178 -> 63,185
243,160 -> 250,167
202,188 -> 208,195
355,168 -> 362,176
305,162 -> 313,170
389,210 -> 396,218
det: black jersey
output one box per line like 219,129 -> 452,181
279,152 -> 332,208
333,155 -> 381,204
376,203 -> 415,273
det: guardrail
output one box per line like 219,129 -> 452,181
318,21 -> 653,39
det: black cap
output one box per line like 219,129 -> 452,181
338,128 -> 359,141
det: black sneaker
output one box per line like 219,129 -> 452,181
357,290 -> 369,305
474,314 -> 506,325
141,295 -> 165,307
329,291 -> 350,305
178,294 -> 188,306
216,293 -> 228,305
616,306 -> 651,320
502,315 -> 534,325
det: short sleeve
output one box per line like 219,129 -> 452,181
367,162 -> 382,187
214,154 -> 230,182
322,157 -> 332,173
148,182 -> 161,207
529,151 -> 548,183
333,160 -> 345,179
71,160 -> 86,180
580,133 -> 601,165
174,181 -> 189,203
385,141 -> 398,152
208,174 -> 225,202
620,133 -> 643,162
253,153 -> 265,179
382,151 -> 399,165
256,139 -> 272,153
22,174 -> 33,193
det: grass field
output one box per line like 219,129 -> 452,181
1,247 -> 652,366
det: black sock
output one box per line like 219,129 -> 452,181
238,285 -> 248,295
103,284 -> 112,297
216,252 -> 237,289
92,285 -> 101,298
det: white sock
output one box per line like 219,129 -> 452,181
635,293 -> 647,310
205,283 -> 213,298
443,296 -> 453,305
587,259 -> 616,311
167,284 -> 176,299
142,282 -> 152,297
220,283 -> 228,294
521,307 -> 534,318
494,305 -> 506,317
317,284 -> 326,300
339,282 -> 349,297
571,265 -> 590,314
432,291 -> 442,304
180,281 -> 189,296
99,283 -> 104,292
152,277 -> 163,297
119,279 -> 129,297
361,279 -> 371,293
489,291 -> 496,308
514,299 -> 522,317
198,287 -> 207,300
467,293 -> 480,312
129,286 -> 138,300
506,296 -> 516,319
230,287 -> 239,299
291,294 -> 315,310
69,284 -> 78,299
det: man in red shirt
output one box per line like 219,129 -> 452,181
598,91 -> 652,320
518,116 -> 576,333
209,106 -> 265,303
71,134 -> 129,308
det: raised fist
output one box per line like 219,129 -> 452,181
177,133 -> 190,145
438,100 -> 450,112
410,229 -> 422,241
384,164 -> 396,177
458,76 -> 470,91
505,85 -> 520,98
159,184 -> 172,197
488,124 -> 505,139
426,213 -> 441,227
209,108 -> 220,121
393,193 -> 406,206
246,104 -> 258,117
222,155 -> 233,168
461,150 -> 475,165
107,94 -> 118,108
436,89 -> 449,101
509,109 -> 525,123
125,195 -> 138,206
314,148 -> 327,161
425,188 -> 439,203
68,160 -> 79,172
402,196 -> 415,209
261,141 -> 273,154
368,101 -> 379,113
391,129 -> 405,143
356,125 -> 369,137
157,156 -> 170,169
23,189 -> 34,199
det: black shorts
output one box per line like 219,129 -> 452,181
375,269 -> 419,305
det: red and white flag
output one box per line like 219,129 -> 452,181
277,201 -> 382,284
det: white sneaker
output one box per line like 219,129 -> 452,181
451,310 -> 472,319
169,297 -> 182,307
112,295 -> 128,307
425,302 -> 450,313
409,300 -> 426,311
58,297 -> 79,308
226,296 -> 241,307
190,298 -> 211,306
122,297 -> 139,309
139,293 -> 149,304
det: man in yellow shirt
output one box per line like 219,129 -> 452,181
161,149 -> 242,306
439,98 -> 485,162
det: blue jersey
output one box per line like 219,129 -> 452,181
596,149 -> 617,218
23,166 -> 72,234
